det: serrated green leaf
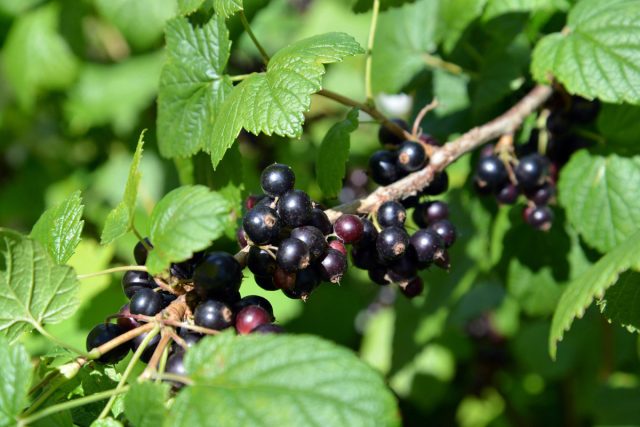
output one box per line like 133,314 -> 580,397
65,52 -> 164,135
169,333 -> 400,427
600,271 -> 640,332
146,186 -> 233,274
531,0 -> 640,104
101,131 -> 146,245
0,230 -> 79,342
30,191 -> 84,264
0,336 -> 31,427
549,230 -> 640,359
1,3 -> 78,111
214,0 -> 242,18
209,32 -> 364,168
558,151 -> 640,253
317,109 -> 359,198
95,0 -> 177,50
437,0 -> 487,53
158,15 -> 232,158
90,419 -> 123,427
124,382 -> 169,427
352,0 -> 417,13
371,0 -> 439,93
483,0 -> 569,21
177,0 -> 205,15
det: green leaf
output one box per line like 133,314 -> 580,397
168,333 -> 400,427
124,382 -> 169,427
507,258 -> 563,317
600,271 -> 640,331
101,131 -> 146,245
30,191 -> 84,264
158,15 -> 232,158
558,151 -> 640,253
214,0 -> 242,18
596,104 -> 640,154
209,32 -> 364,168
95,0 -> 177,50
483,0 -> 569,21
316,109 -> 359,198
352,0 -> 417,13
1,3 -> 78,111
65,52 -> 164,135
0,230 -> 79,342
549,230 -> 640,359
371,0 -> 439,93
531,0 -> 640,104
146,186 -> 233,274
177,0 -> 205,15
0,336 -> 31,427
437,0 -> 487,53
90,419 -> 123,427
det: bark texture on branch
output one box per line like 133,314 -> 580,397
325,85 -> 553,222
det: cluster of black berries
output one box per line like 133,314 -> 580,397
349,199 -> 456,298
369,119 -> 449,198
239,164 -> 348,300
85,241 -> 282,378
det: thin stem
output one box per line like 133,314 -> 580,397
97,327 -> 161,419
422,53 -> 470,76
77,265 -> 148,280
240,11 -> 270,64
150,373 -> 193,385
364,0 -> 380,103
18,386 -> 130,426
131,225 -> 152,253
143,333 -> 171,377
411,99 -> 439,137
161,319 -> 220,336
34,325 -> 86,356
229,73 -> 256,82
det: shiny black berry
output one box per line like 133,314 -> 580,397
234,295 -> 274,321
377,201 -> 406,228
261,163 -> 295,196
368,266 -> 391,286
236,306 -> 272,334
165,352 -> 186,389
476,155 -> 508,190
132,331 -> 160,364
133,238 -> 153,265
254,274 -> 278,291
290,226 -> 327,261
277,190 -> 313,228
247,246 -> 276,277
515,154 -> 548,190
276,238 -> 310,273
409,229 -> 443,264
193,252 -> 243,300
369,150 -> 402,185
378,118 -> 408,146
397,141 -> 427,172
529,183 -> 556,206
376,226 -> 410,262
524,205 -> 553,231
387,255 -> 418,283
122,270 -> 157,299
243,205 -> 281,245
412,201 -> 448,228
130,288 -> 164,316
423,171 -> 449,195
309,208 -> 333,235
496,184 -> 519,205
194,300 -> 234,330
429,220 -> 457,248
334,214 -> 364,244
86,324 -> 130,364
351,245 -> 379,270
283,267 -> 320,300
318,249 -> 347,283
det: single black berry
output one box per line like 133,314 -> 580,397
130,288 -> 164,316
369,150 -> 403,185
377,201 -> 406,228
496,183 -> 519,205
524,205 -> 553,231
434,250 -> 450,270
378,118 -> 408,146
122,270 -> 157,299
277,190 -> 313,228
397,141 -> 427,172
334,214 -> 364,244
243,205 -> 281,245
254,274 -> 278,291
368,266 -> 391,286
261,163 -> 295,196
386,255 -> 418,283
515,154 -> 548,190
165,352 -> 186,389
568,96 -> 600,124
117,303 -> 140,332
194,300 -> 234,330
247,246 -> 276,277
400,277 -> 424,298
132,331 -> 160,364
86,324 -> 130,364
193,252 -> 243,300
429,220 -> 457,248
318,249 -> 347,283
351,245 -> 379,270
283,267 -> 319,300
376,226 -> 410,262
276,238 -> 310,273
413,201 -> 448,228
236,306 -> 272,334
133,238 -> 153,265
309,208 -> 333,235
476,155 -> 508,190
529,183 -> 556,206
409,229 -> 443,264
273,267 -> 296,291
358,218 -> 379,246
234,295 -> 274,321
423,171 -> 449,196
290,226 -> 328,261
546,112 -> 571,135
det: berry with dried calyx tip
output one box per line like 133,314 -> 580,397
290,226 -> 328,261
496,183 -> 519,205
409,229 -> 443,264
247,246 -> 277,277
243,205 -> 281,245
433,250 -> 450,270
429,219 -> 457,248
400,277 -> 424,298
132,331 -> 161,364
377,201 -> 406,228
251,323 -> 285,334
276,237 -> 310,273
378,118 -> 408,146
236,306 -> 273,335
261,163 -> 295,196
328,239 -> 347,255
234,295 -> 274,321
476,155 -> 508,190
515,153 -> 548,190
309,208 -> 333,235
122,270 -> 157,299
524,205 -> 554,231
376,226 -> 410,262
334,214 -> 364,244
423,171 -> 449,196
194,299 -> 234,330
193,252 -> 243,300
130,288 -> 164,316
318,249 -> 347,283
277,190 -> 313,228
369,150 -> 403,185
133,238 -> 153,265
283,267 -> 319,300
86,324 -> 130,364
397,141 -> 427,172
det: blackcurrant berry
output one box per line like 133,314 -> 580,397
433,250 -> 450,270
528,183 -> 556,206
377,201 -> 406,228
290,226 -> 327,261
318,249 -> 347,283
175,329 -> 202,351
193,252 -> 243,300
133,238 -> 153,265
256,195 -> 276,208
245,194 -> 264,210
358,218 -> 379,246
247,246 -> 276,277
122,270 -> 157,299
369,150 -> 403,185
236,306 -> 272,335
524,205 -> 553,231
368,266 -> 391,286
423,171 -> 449,195
194,300 -> 233,330
351,245 -> 379,270
397,141 -> 427,172
376,226 -> 410,262
276,238 -> 310,273
283,267 -> 319,300
130,288 -> 164,316
254,274 -> 278,291
261,163 -> 295,196
429,220 -> 457,248
546,112 -> 571,135
86,324 -> 130,364
400,277 -> 424,298
277,190 -> 313,228
409,229 -> 443,264
334,214 -> 364,244
515,154 -> 548,190
234,295 -> 274,321
328,239 -> 347,255
387,255 -> 418,283
378,118 -> 408,146
476,155 -> 508,190
273,267 -> 296,291
496,183 -> 519,205
116,303 -> 140,332
170,251 -> 205,280
132,331 -> 161,364
165,352 -> 186,389
251,323 -> 285,334
242,205 -> 281,245
309,208 -> 333,235
413,201 -> 448,228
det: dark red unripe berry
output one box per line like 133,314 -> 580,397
236,306 -> 272,335
276,238 -> 310,273
117,303 -> 140,331
328,239 -> 347,255
234,295 -> 274,321
334,214 -> 364,244
397,141 -> 427,172
273,267 -> 296,291
377,201 -> 406,228
261,163 -> 295,196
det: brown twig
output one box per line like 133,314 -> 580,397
411,99 -> 439,137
